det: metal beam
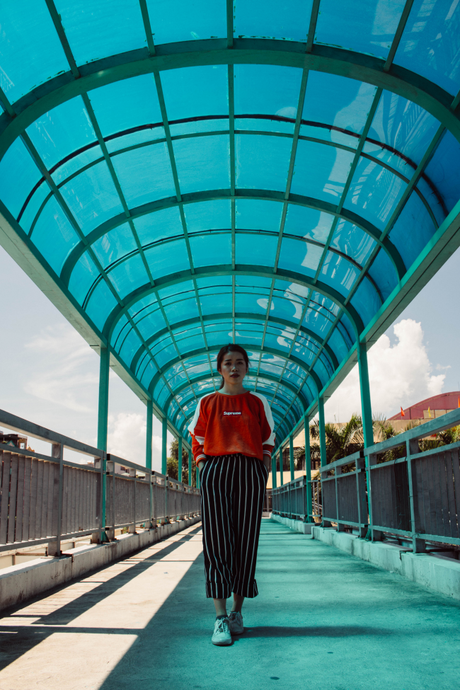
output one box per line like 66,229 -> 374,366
60,190 -> 405,287
2,40 -> 460,160
129,312 -> 339,374
165,369 -> 310,421
103,266 -> 363,343
149,342 -> 323,400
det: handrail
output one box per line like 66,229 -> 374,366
0,409 -> 200,556
271,410 -> 460,552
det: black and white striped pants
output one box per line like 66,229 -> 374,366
200,454 -> 269,599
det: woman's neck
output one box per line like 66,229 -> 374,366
218,384 -> 248,396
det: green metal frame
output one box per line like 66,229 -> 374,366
1,2 -> 460,456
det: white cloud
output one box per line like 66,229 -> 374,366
24,324 -> 98,413
325,319 -> 445,422
108,412 -> 162,468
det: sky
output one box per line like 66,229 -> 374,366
1,242 -> 459,466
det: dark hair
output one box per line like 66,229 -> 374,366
216,344 -> 249,389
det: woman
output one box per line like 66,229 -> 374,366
188,344 -> 275,646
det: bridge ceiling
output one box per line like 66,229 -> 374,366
1,0 -> 460,446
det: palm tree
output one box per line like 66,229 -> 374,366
310,414 -> 363,464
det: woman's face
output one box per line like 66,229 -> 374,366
218,351 -> 248,388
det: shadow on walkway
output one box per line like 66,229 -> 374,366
1,520 -> 460,690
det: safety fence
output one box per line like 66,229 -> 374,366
271,408 -> 460,553
0,410 -> 200,556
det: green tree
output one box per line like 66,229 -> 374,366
166,439 -> 197,486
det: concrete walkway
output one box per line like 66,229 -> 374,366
1,520 -> 460,690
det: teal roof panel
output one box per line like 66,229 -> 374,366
315,0 -> 406,59
395,0 -> 460,96
53,0 -> 146,64
1,0 -> 459,448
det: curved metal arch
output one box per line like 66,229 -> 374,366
21,119 -> 441,236
60,189 -> 405,287
1,39 -> 460,160
148,343 -> 323,401
129,313 -> 340,375
102,267 -> 363,346
163,369 -> 310,420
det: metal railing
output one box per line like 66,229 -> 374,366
0,410 -> 200,556
271,408 -> 460,553
271,475 -> 311,520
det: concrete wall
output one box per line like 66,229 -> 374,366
0,517 -> 201,613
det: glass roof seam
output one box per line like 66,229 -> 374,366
0,87 -> 15,118
153,288 -> 200,399
44,0 -> 80,79
165,369 -> 310,416
191,276 -> 215,392
78,93 -> 159,290
3,41 -> 460,160
267,292 -> 342,430
273,68 -> 310,272
119,306 -> 193,424
134,311 -> 338,376
153,72 -> 197,278
16,116 -> 445,226
19,133 -> 94,259
139,0 -> 156,56
269,297 -> 313,411
312,88 -> 384,287
383,0 -> 415,73
226,0 -> 233,49
380,125 -> 448,244
306,0 -> 321,54
254,278 -> 276,388
103,265 -> 363,346
38,185 -> 431,286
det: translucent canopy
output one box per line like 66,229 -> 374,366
1,0 -> 460,447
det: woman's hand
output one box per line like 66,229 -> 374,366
197,460 -> 205,472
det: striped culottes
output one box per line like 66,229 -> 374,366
200,454 -> 269,599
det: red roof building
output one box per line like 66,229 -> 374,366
390,392 -> 460,422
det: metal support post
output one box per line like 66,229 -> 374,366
318,396 -> 327,467
49,442 -> 63,556
407,437 -> 426,553
96,346 -> 110,543
178,436 -> 183,484
279,448 -> 284,486
358,342 -> 374,448
289,435 -> 295,482
161,417 -> 168,476
271,452 -> 277,489
188,449 -> 193,487
357,342 -> 374,539
304,419 -> 313,522
146,400 -> 154,528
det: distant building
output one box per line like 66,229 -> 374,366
0,432 -> 27,450
389,391 -> 460,432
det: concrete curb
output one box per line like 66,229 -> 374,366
311,525 -> 460,601
0,516 -> 202,612
270,513 -> 314,534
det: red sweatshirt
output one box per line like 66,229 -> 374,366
188,390 -> 275,465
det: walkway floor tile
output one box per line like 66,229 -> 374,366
1,520 -> 460,690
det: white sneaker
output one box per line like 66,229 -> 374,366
212,617 -> 232,646
228,611 -> 244,635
